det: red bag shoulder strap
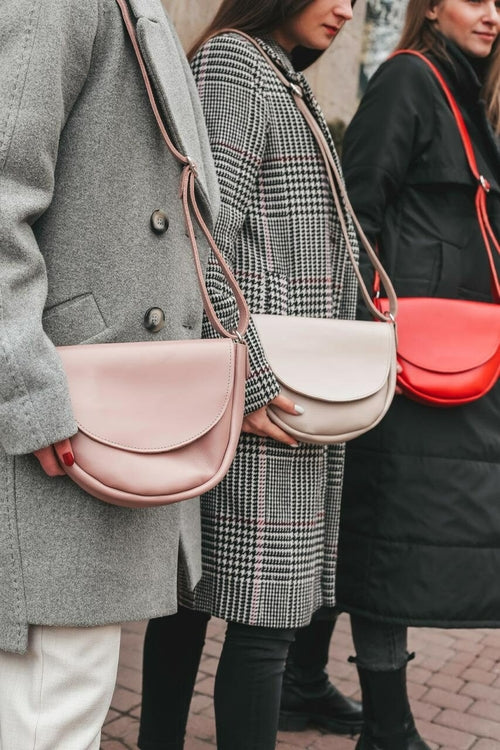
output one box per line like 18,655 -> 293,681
375,49 -> 500,302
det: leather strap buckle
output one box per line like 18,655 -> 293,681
289,83 -> 303,98
479,175 -> 491,192
186,156 -> 198,178
231,330 -> 246,345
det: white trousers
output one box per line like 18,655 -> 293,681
0,623 -> 121,750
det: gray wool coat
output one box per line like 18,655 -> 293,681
0,0 -> 220,653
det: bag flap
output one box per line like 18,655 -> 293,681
57,339 -> 235,452
253,314 -> 395,401
378,298 -> 500,372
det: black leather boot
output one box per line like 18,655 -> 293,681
279,668 -> 364,734
355,663 -> 431,749
279,615 -> 363,735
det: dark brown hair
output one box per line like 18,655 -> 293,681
395,0 -> 500,131
396,0 -> 449,57
187,0 -> 322,70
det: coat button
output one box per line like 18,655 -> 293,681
150,210 -> 169,234
144,307 -> 165,333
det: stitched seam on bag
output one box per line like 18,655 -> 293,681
74,344 -> 235,451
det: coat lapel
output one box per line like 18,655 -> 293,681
127,0 -> 219,224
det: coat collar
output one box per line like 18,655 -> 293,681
254,34 -> 343,181
125,0 -> 219,224
435,37 -> 483,103
254,36 -> 303,83
430,37 -> 500,181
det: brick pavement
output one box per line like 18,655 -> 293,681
101,614 -> 500,750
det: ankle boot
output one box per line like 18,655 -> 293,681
279,662 -> 363,734
355,663 -> 431,750
279,613 -> 362,735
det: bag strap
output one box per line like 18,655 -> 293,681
375,49 -> 500,303
114,0 -> 249,339
209,29 -> 398,323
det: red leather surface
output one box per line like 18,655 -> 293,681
376,297 -> 500,405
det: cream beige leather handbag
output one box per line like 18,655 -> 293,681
229,31 -> 398,444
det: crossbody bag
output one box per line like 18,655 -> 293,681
375,50 -> 500,407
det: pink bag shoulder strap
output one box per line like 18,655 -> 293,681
114,0 -> 249,339
377,50 -> 500,303
209,29 -> 398,323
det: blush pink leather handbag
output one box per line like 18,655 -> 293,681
53,0 -> 249,508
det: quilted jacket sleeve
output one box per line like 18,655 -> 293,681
0,0 -> 98,453
192,35 -> 280,415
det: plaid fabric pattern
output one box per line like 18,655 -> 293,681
181,34 -> 359,628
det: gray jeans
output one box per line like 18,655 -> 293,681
350,614 -> 409,671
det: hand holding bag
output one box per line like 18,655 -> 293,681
375,51 -> 500,407
52,0 -> 250,507
223,31 -> 398,444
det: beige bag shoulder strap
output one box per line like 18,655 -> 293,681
212,29 -> 397,323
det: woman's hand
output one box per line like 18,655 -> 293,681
34,438 -> 74,476
242,394 -> 303,447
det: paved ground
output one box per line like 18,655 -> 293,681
101,613 -> 500,750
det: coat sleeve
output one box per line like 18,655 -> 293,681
342,55 -> 436,291
192,36 -> 281,415
0,0 -> 98,454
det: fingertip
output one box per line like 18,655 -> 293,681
62,451 -> 75,467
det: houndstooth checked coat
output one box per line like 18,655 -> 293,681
180,33 -> 359,628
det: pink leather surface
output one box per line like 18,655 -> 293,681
58,339 -> 235,451
69,402 -> 232,495
57,341 -> 248,507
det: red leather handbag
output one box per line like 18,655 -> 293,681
375,50 -> 500,407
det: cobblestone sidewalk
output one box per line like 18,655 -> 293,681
101,614 -> 500,750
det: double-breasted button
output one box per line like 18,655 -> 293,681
144,307 -> 165,333
150,210 -> 169,234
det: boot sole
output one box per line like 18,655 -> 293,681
279,710 -> 363,736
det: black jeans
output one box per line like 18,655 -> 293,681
350,614 -> 408,671
138,606 -> 295,750
284,607 -> 338,687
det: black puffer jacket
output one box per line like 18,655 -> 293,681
337,40 -> 500,627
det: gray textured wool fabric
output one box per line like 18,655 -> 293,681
180,34 -> 360,628
0,0 -> 220,653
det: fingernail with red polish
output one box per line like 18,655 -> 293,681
62,451 -> 75,467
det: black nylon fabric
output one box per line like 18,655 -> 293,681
337,39 -> 500,627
